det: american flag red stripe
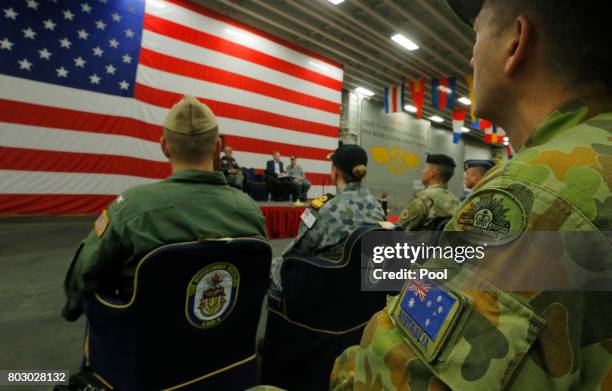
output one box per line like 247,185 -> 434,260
0,0 -> 342,215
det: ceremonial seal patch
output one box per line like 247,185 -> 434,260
186,263 -> 239,328
457,189 -> 526,245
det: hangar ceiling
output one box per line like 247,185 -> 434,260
199,0 -> 480,134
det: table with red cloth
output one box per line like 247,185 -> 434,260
260,206 -> 306,239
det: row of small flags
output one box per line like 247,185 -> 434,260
384,78 -> 459,116
383,74 -> 510,154
452,108 -> 512,157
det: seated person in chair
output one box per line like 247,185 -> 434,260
271,144 -> 386,290
286,156 -> 311,202
220,146 -> 244,189
265,151 -> 290,201
62,95 -> 267,320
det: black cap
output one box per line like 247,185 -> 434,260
426,153 -> 456,169
329,144 -> 368,174
464,159 -> 496,171
446,0 -> 483,27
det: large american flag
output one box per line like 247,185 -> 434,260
0,0 -> 342,214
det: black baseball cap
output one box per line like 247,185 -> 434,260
446,0 -> 484,27
328,144 -> 368,174
426,153 -> 456,169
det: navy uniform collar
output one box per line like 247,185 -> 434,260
338,181 -> 362,194
168,168 -> 228,185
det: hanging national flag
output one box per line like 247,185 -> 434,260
451,108 -> 467,144
507,143 -> 514,159
431,77 -> 456,109
465,74 -> 475,121
384,83 -> 405,114
0,0 -> 343,214
485,124 -> 504,143
409,79 -> 425,119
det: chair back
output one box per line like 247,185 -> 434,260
84,238 -> 271,390
262,224 -> 399,390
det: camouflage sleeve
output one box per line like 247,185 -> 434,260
397,196 -> 430,230
63,198 -> 129,293
290,216 -> 326,256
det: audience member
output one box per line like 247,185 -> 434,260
62,95 -> 267,321
397,153 -> 460,231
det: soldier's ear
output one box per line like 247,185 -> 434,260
160,136 -> 170,159
504,15 -> 532,77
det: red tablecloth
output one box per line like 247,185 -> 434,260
260,206 -> 306,239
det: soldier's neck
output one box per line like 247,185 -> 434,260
502,84 -> 605,149
426,179 -> 445,188
170,160 -> 214,173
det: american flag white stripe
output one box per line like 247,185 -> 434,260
0,0 -> 342,214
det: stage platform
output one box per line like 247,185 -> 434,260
258,201 -> 306,239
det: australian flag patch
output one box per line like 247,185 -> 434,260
392,278 -> 470,362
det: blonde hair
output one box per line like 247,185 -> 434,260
339,164 -> 367,182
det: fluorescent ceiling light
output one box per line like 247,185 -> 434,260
404,105 -> 417,113
461,126 -> 470,133
391,34 -> 419,51
458,96 -> 471,105
328,0 -> 345,4
355,86 -> 374,97
429,115 -> 444,123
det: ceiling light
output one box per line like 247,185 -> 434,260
328,0 -> 345,4
355,86 -> 374,97
458,96 -> 471,105
503,136 -> 509,142
391,33 -> 419,51
404,105 -> 417,113
503,141 -> 509,146
461,126 -> 470,133
429,115 -> 444,123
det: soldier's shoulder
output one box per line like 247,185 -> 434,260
107,181 -> 173,219
229,186 -> 264,214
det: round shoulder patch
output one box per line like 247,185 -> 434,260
455,189 -> 527,246
186,263 -> 240,328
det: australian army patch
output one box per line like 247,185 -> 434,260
186,263 -> 239,328
391,279 -> 471,362
457,189 -> 527,245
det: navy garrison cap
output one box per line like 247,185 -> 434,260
464,159 -> 496,171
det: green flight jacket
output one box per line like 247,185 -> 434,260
331,100 -> 612,390
64,169 -> 268,294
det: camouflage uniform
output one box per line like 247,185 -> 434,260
331,101 -> 612,390
271,181 -> 385,290
398,184 -> 460,231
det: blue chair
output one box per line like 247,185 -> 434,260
242,168 -> 268,201
81,238 -> 271,391
261,224 -> 401,391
